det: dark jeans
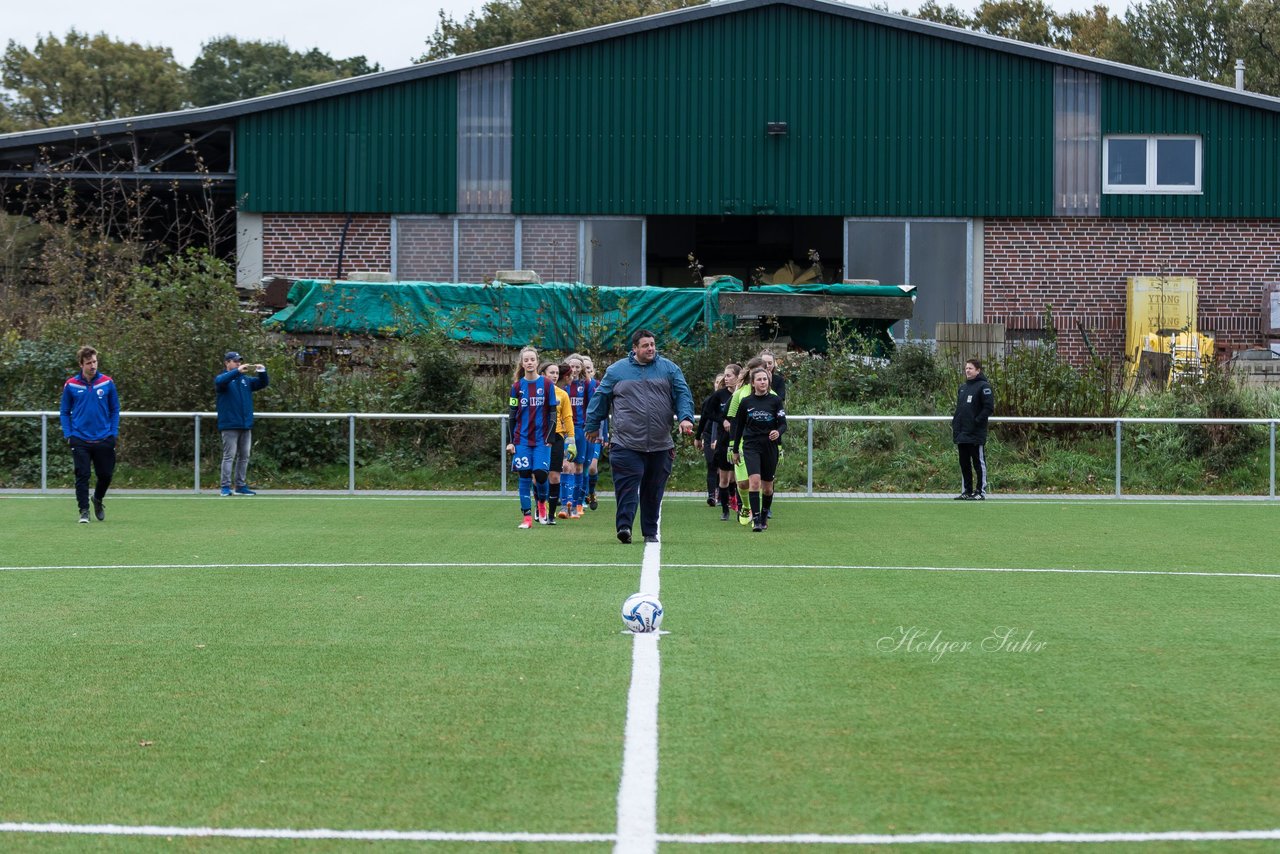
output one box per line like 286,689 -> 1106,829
71,438 -> 116,510
609,446 -> 674,538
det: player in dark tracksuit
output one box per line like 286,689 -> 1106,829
730,366 -> 786,532
60,345 -> 120,523
952,358 -> 994,500
695,374 -> 731,506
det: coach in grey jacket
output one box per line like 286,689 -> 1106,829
586,329 -> 695,544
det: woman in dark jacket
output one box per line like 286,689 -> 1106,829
952,358 -> 994,500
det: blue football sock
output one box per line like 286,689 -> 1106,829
518,476 -> 532,514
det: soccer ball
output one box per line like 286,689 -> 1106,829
621,593 -> 664,633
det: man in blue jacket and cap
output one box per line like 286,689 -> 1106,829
215,351 -> 269,496
585,329 -> 694,544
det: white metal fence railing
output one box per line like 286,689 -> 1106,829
3,410 -> 1278,498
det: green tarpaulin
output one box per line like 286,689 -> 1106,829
263,277 -> 915,352
264,277 -> 745,349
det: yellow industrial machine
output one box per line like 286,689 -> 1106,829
1125,276 -> 1213,386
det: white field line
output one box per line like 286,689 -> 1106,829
657,829 -> 1280,845
0,823 -> 611,842
1,561 -> 1276,580
0,561 -> 639,573
666,563 -> 1280,580
3,823 -> 1278,846
614,531 -> 663,854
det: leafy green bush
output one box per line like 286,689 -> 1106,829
986,344 -> 1129,421
661,325 -> 760,397
91,248 -> 268,462
876,342 -> 952,408
785,321 -> 885,411
1167,363 -> 1264,471
0,332 -> 79,486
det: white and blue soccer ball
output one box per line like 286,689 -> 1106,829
621,593 -> 664,633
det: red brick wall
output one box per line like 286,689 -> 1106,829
522,219 -> 580,283
263,214 -> 391,280
396,218 -> 454,282
984,218 -> 1280,362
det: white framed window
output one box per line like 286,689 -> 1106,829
1103,135 -> 1201,194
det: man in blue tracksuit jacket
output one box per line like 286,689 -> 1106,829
585,329 -> 694,544
60,345 -> 120,523
215,350 -> 269,496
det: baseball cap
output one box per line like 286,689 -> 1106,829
224,351 -> 243,361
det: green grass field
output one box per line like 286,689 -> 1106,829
1,494 -> 1278,852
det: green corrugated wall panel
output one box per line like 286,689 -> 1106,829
512,5 -> 1053,216
1101,77 -> 1280,217
237,76 -> 456,212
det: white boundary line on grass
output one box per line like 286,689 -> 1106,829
666,563 -> 1280,580
1,561 -> 1276,580
657,829 -> 1280,844
614,530 -> 663,854
0,824 -> 611,842
3,822 -> 1278,845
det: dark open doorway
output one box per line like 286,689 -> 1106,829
646,215 -> 843,288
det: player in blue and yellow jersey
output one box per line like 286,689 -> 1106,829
560,353 -> 591,519
506,346 -> 566,529
582,355 -> 605,510
542,361 -> 576,524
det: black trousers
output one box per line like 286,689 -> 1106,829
71,438 -> 116,510
702,437 -> 718,494
957,443 -> 987,495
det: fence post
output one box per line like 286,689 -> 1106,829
500,417 -> 508,495
806,417 -> 814,497
40,413 -> 48,494
1114,419 -> 1123,498
1271,421 -> 1276,500
348,415 -> 357,494
194,414 -> 201,493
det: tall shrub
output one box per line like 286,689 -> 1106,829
95,248 -> 268,460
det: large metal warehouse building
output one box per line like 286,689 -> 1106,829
2,0 -> 1279,360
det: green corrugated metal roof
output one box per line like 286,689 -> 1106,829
13,0 -> 1272,217
236,76 -> 456,213
6,0 -> 1277,154
513,4 -> 1052,216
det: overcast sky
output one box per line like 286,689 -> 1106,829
6,0 -> 1127,73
